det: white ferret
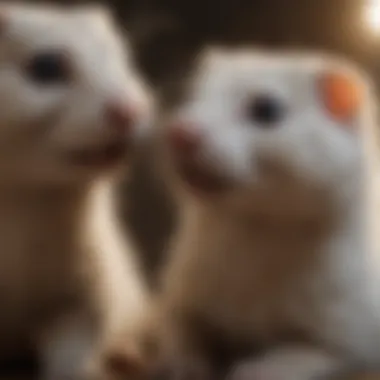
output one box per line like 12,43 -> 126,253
0,3 -> 153,380
153,48 -> 380,380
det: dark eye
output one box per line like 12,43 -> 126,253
247,95 -> 285,127
25,51 -> 71,85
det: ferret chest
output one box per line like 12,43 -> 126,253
184,218 -> 327,342
0,197 -> 84,330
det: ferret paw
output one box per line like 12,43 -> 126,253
227,346 -> 342,380
88,342 -> 149,380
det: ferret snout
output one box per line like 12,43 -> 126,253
167,123 -> 202,158
104,99 -> 139,136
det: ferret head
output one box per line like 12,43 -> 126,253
164,48 -> 373,216
0,3 -> 153,187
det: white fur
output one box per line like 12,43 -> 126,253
0,3 -> 153,380
0,2 -> 153,185
157,48 -> 380,380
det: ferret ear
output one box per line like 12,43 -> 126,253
317,70 -> 364,123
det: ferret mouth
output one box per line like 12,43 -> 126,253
67,141 -> 128,168
176,161 -> 230,195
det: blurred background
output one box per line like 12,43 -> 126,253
28,0 -> 380,284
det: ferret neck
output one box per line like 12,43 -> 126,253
186,178 -> 365,234
0,177 -> 119,233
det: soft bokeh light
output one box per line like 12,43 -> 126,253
364,0 -> 380,33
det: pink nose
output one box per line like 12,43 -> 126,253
168,124 -> 201,157
105,100 -> 137,134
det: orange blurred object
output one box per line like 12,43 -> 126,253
318,72 -> 363,122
